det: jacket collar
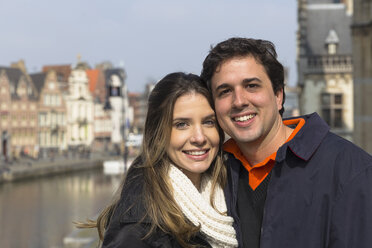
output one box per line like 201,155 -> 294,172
276,112 -> 329,162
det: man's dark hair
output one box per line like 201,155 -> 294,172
201,37 -> 285,116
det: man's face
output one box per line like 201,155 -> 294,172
210,56 -> 283,147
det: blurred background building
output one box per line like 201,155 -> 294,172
296,0 -> 371,153
297,0 -> 354,141
1,0 -> 371,160
0,61 -> 39,160
0,58 -> 136,161
352,0 -> 372,154
30,70 -> 68,158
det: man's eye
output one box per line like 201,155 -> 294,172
218,89 -> 231,97
246,84 -> 258,89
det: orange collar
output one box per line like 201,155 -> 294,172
223,118 -> 305,190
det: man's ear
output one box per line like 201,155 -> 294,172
275,88 -> 283,111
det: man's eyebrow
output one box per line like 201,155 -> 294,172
215,77 -> 262,92
242,77 -> 262,83
215,83 -> 230,92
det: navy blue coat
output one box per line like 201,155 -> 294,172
224,113 -> 372,248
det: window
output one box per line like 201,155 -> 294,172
334,94 -> 342,104
51,133 -> 57,146
44,94 -> 50,106
56,95 -> 61,106
1,115 -> 7,126
49,82 -> 55,90
1,103 -> 7,110
18,87 -> 26,96
321,93 -> 343,128
28,86 -> 33,96
1,86 -> 7,94
50,95 -> 54,106
327,44 -> 337,55
110,86 -> 121,97
39,113 -> 47,127
58,113 -> 65,125
51,113 -> 56,126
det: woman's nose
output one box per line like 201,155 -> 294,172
190,126 -> 206,145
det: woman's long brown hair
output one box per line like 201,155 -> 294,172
76,72 -> 227,247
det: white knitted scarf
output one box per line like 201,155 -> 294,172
169,164 -> 238,247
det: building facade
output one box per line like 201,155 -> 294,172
105,68 -> 129,149
66,63 -> 94,148
0,63 -> 39,160
283,86 -> 300,119
352,0 -> 372,153
31,70 -> 67,158
87,68 -> 112,152
297,0 -> 354,140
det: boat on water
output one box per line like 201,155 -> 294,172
103,160 -> 126,175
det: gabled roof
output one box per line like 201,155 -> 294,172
86,69 -> 99,93
42,64 -> 71,82
0,66 -> 38,100
305,3 -> 352,55
86,68 -> 107,103
30,72 -> 46,94
105,68 -> 126,86
0,67 -> 23,88
307,0 -> 335,4
128,92 -> 142,97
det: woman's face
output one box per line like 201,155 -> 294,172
167,92 -> 220,187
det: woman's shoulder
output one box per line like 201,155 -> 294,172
121,162 -> 145,196
115,162 -> 148,222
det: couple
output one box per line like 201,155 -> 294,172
83,38 -> 372,247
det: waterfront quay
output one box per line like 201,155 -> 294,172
0,153 -> 121,183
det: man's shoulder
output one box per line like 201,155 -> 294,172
309,131 -> 372,187
322,131 -> 372,163
283,113 -> 371,170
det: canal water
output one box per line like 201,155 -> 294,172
0,168 -> 123,248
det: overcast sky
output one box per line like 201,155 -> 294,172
0,0 -> 297,92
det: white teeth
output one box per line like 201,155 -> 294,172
234,114 -> 255,122
185,150 -> 207,155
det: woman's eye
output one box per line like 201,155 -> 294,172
175,122 -> 188,129
204,119 -> 216,126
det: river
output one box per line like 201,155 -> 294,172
0,168 -> 123,248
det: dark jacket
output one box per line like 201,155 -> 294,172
102,165 -> 211,248
224,113 -> 372,248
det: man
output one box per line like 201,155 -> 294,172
201,37 -> 372,248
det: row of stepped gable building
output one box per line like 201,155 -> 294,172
0,59 -> 151,161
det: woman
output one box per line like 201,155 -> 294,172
80,73 -> 238,247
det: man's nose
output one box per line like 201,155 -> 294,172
232,88 -> 248,108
